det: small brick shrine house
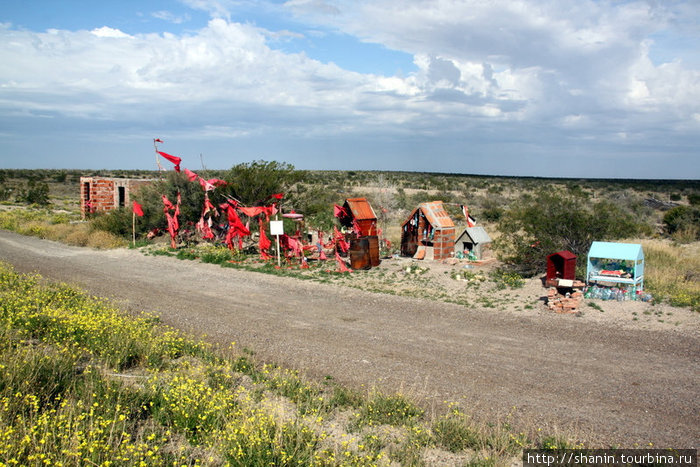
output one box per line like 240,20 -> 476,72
80,177 -> 152,218
400,201 -> 455,261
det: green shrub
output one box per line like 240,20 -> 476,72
28,182 -> 50,205
223,160 -> 304,206
496,191 -> 646,276
90,208 -> 133,237
663,205 -> 700,241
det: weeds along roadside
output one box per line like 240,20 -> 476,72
0,262 -> 581,466
0,207 -> 126,249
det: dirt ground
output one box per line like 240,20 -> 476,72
0,230 -> 698,450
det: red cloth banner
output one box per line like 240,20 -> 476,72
258,218 -> 272,260
162,193 -> 181,248
280,234 -> 302,257
333,204 -> 347,218
224,204 -> 250,250
335,251 -> 351,273
132,201 -> 144,217
184,168 -> 198,182
157,151 -> 181,172
196,194 -> 217,240
333,226 -> 349,253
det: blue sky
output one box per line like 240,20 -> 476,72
0,0 -> 698,179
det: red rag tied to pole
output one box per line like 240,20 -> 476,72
280,234 -> 302,258
157,151 -> 181,172
184,168 -> 199,182
196,194 -> 217,240
132,201 -> 144,217
333,204 -> 348,218
335,251 -> 351,273
162,193 -> 181,248
199,178 -> 227,191
333,226 -> 349,253
258,218 -> 272,260
224,203 -> 250,250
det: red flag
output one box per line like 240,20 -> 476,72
154,138 -> 163,143
333,226 -> 349,252
184,168 -> 198,182
162,193 -> 181,248
209,178 -> 227,187
461,205 -> 476,228
239,206 -> 266,217
268,193 -> 284,200
162,194 -> 174,210
335,251 -> 351,273
224,204 -> 250,250
198,178 -> 213,191
132,201 -> 144,217
333,204 -> 347,218
258,218 -> 272,260
157,151 -> 181,172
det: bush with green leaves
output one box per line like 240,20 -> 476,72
495,191 -> 646,276
16,181 -> 50,205
663,205 -> 700,240
223,160 -> 304,206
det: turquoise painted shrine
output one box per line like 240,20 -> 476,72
586,241 -> 644,289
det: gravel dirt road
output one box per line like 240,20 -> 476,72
0,230 -> 697,449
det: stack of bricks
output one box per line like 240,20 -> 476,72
433,227 -> 456,261
547,287 -> 583,314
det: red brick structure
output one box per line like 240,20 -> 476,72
80,177 -> 152,218
400,201 -> 455,261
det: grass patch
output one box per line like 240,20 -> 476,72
0,208 -> 126,248
635,239 -> 700,312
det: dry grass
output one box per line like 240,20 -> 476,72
633,238 -> 700,311
0,208 -> 126,249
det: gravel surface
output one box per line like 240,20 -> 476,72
0,230 -> 697,449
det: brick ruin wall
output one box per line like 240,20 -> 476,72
80,177 -> 151,218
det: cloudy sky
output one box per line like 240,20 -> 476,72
0,0 -> 698,179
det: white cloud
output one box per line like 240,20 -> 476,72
91,26 -> 131,38
0,1 -> 698,177
152,10 -> 192,24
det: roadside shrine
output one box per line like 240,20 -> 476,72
334,198 -> 380,269
400,201 -> 456,261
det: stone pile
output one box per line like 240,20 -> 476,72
547,287 -> 583,314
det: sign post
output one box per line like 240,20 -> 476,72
270,220 -> 284,267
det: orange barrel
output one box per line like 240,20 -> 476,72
366,235 -> 380,267
349,237 -> 371,270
